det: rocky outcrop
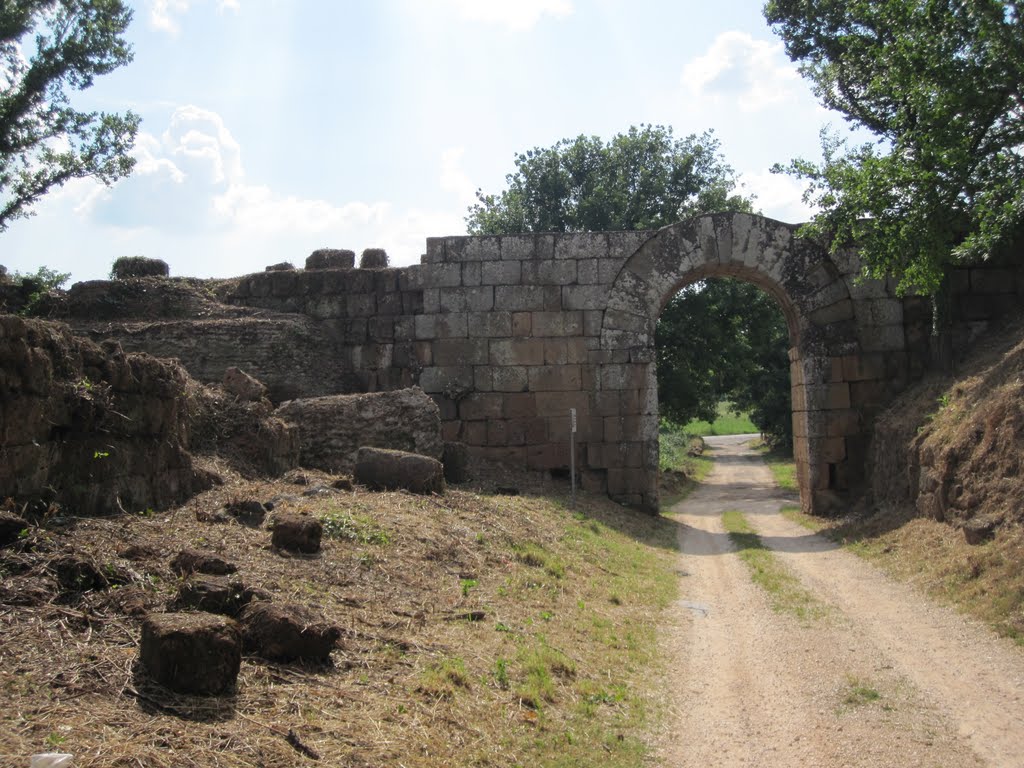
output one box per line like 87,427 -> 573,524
276,387 -> 442,473
0,315 -> 209,515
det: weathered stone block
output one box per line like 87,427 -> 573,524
521,260 -> 576,285
489,338 -> 545,366
418,365 -> 474,395
562,285 -> 610,310
495,285 -> 548,311
554,232 -> 609,260
432,338 -> 489,366
512,312 -> 532,336
535,390 -> 591,418
467,311 -> 512,338
354,446 -> 445,495
500,235 -> 538,261
139,613 -> 241,695
528,365 -> 582,391
493,366 -> 529,392
532,311 -> 583,337
481,261 -> 522,285
459,393 -> 504,421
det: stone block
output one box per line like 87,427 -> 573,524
418,365 -> 474,395
459,392 -> 504,421
577,259 -> 599,284
424,263 -> 462,287
140,613 -> 241,695
970,267 -> 1016,294
433,338 -> 489,366
493,366 -> 529,392
562,285 -> 610,311
438,286 -> 494,313
543,338 -> 589,365
424,238 -> 446,263
415,313 -> 468,339
521,259 -> 576,285
535,390 -> 591,417
482,260 -> 522,285
841,353 -> 886,381
447,236 -> 501,262
467,310 -> 512,338
599,363 -> 647,391
554,232 -> 609,260
527,442 -> 570,470
474,366 -> 492,391
459,420 -> 487,445
489,338 -> 545,366
512,312 -> 532,336
462,262 -> 481,286
503,392 -> 537,420
501,235 -> 538,261
495,285 -> 548,311
583,310 -> 603,337
528,365 -> 582,391
486,419 -> 509,446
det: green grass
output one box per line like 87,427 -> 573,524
721,510 -> 829,621
683,402 -> 758,436
658,419 -> 715,505
752,441 -> 798,492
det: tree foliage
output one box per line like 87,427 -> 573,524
766,0 -> 1024,293
468,125 -> 793,446
466,125 -> 752,234
1,0 -> 139,231
657,278 -> 792,448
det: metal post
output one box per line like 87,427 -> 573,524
569,407 -> 577,505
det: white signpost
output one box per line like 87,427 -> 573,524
569,408 -> 577,504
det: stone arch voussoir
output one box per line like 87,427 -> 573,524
595,213 -> 859,515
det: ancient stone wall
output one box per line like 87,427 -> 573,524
52,212 -> 988,514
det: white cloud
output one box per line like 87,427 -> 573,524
447,0 -> 573,30
440,147 -> 478,207
681,31 -> 800,113
148,0 -> 191,33
148,0 -> 240,33
741,168 -> 816,225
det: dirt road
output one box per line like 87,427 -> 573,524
655,434 -> 1024,768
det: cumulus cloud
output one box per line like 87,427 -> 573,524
439,147 -> 478,207
681,31 -> 800,112
447,0 -> 572,30
742,168 -> 817,225
148,0 -> 239,33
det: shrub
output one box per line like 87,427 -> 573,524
110,256 -> 169,279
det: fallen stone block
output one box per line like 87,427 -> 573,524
354,446 -> 445,495
275,387 -> 442,474
271,513 -> 323,554
171,574 -> 251,616
223,367 -> 267,402
139,612 -> 241,695
170,549 -> 238,576
239,602 -> 340,662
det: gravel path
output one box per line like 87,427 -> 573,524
654,434 -> 1024,767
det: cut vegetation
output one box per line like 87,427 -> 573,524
0,466 -> 680,767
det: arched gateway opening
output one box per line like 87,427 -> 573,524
595,213 -> 862,515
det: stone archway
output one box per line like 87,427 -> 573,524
594,213 -> 862,515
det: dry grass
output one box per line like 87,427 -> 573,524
0,458 -> 678,767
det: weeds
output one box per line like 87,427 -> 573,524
320,509 -> 391,545
722,510 -> 829,621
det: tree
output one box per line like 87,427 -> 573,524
1,0 -> 140,232
657,278 -> 792,448
468,126 -> 793,446
467,125 -> 751,234
766,0 -> 1024,293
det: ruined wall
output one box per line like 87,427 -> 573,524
0,315 -> 210,514
49,212 -> 974,514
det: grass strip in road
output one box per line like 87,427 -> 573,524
722,510 -> 829,622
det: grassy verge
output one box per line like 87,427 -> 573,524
658,420 -> 713,506
722,510 -> 828,622
683,402 -> 757,436
781,504 -> 1024,646
751,441 -> 798,492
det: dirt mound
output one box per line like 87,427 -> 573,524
869,312 -> 1024,534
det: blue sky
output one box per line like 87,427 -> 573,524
4,0 -> 860,284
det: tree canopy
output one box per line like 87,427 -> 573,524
468,125 -> 793,446
766,0 -> 1024,293
466,125 -> 752,234
1,0 -> 139,232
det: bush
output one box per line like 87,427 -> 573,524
359,248 -> 389,269
110,256 -> 169,279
